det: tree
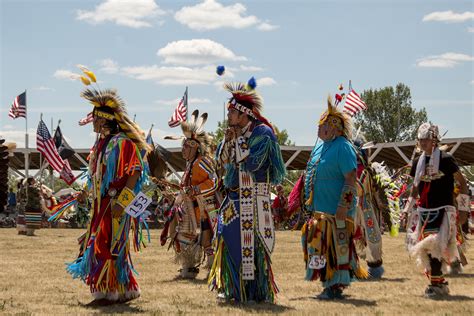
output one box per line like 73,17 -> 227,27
273,126 -> 295,146
355,83 -> 428,143
210,120 -> 228,145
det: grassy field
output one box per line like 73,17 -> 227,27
0,228 -> 473,315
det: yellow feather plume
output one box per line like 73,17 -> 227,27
80,76 -> 91,86
84,70 -> 97,83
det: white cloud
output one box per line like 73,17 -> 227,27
468,27 -> 474,33
257,22 -> 279,31
0,128 -> 37,148
34,86 -> 55,91
53,69 -> 78,81
239,65 -> 264,72
174,0 -> 277,31
99,58 -> 119,74
122,65 -> 222,85
77,0 -> 166,28
416,52 -> 474,68
423,10 -> 474,23
155,97 -> 210,106
471,80 -> 474,85
3,125 -> 13,130
157,39 -> 247,66
257,77 -> 277,86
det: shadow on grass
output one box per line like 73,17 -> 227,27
218,301 -> 295,313
289,295 -> 377,306
80,301 -> 144,313
432,295 -> 474,301
160,276 -> 208,284
380,277 -> 408,282
446,273 -> 474,278
337,297 -> 377,306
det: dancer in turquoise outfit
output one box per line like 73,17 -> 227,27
302,97 -> 367,300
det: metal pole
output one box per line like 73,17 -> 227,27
24,89 -> 29,179
50,117 -> 54,190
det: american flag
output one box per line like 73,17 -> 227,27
343,89 -> 367,116
78,112 -> 93,126
59,160 -> 75,185
8,91 -> 27,119
168,87 -> 188,128
37,120 -> 65,173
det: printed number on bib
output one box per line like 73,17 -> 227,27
309,254 -> 326,269
125,192 -> 152,218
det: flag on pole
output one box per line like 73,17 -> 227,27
36,120 -> 65,173
343,89 -> 367,116
8,91 -> 27,119
168,87 -> 188,127
78,112 -> 93,126
53,126 -> 76,160
141,126 -> 154,158
59,160 -> 75,185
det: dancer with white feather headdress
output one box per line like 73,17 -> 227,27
161,110 -> 219,279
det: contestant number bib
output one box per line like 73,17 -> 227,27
309,254 -> 326,269
125,192 -> 152,218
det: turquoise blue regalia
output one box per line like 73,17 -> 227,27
302,135 -> 368,290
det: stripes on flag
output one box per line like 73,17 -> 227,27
343,89 -> 367,116
59,160 -> 75,185
36,120 -> 65,173
168,88 -> 188,128
78,112 -> 93,126
8,91 -> 27,119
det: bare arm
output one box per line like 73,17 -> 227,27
454,171 -> 468,195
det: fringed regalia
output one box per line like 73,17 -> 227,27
67,132 -> 148,301
22,183 -> 42,232
406,147 -> 460,274
65,65 -> 152,303
168,155 -> 218,277
209,122 -> 286,303
161,110 -> 219,278
404,122 -> 469,298
354,169 -> 383,271
302,136 -> 367,289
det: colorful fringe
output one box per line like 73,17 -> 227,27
243,134 -> 286,185
101,133 -> 147,196
25,210 -> 42,229
48,195 -> 79,222
209,238 -> 278,303
67,133 -> 149,298
301,214 -> 368,287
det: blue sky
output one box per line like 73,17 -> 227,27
1,0 -> 473,150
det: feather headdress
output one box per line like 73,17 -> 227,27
224,81 -> 274,131
165,109 -> 213,156
75,65 -> 150,152
319,95 -> 352,139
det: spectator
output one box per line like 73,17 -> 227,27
22,178 -> 43,236
272,184 -> 288,230
7,188 -> 16,214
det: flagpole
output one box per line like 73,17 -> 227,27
185,86 -> 188,121
50,117 -> 54,190
148,124 -> 154,137
24,89 -> 29,179
39,113 -> 43,183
